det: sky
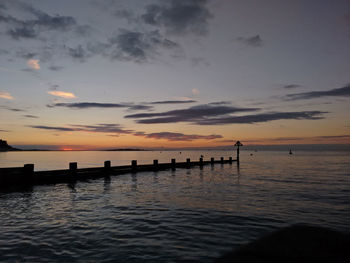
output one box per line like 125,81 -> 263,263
0,0 -> 349,150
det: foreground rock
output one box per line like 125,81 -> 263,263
216,224 -> 350,263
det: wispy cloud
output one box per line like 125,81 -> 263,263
1,1 -> 77,40
236,35 -> 263,47
283,84 -> 301,89
243,135 -> 350,144
125,104 -> 260,124
48,65 -> 64,71
135,132 -> 222,141
0,91 -> 13,100
141,0 -> 213,35
109,29 -> 180,63
150,99 -> 197,105
285,84 -> 350,100
27,59 -> 40,70
0,106 -> 23,111
195,111 -> 326,125
47,102 -> 153,111
23,114 -> 39,118
29,124 -> 132,134
48,91 -> 76,99
29,123 -> 223,142
125,104 -> 326,125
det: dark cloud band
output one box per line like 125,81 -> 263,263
29,124 -> 222,142
285,84 -> 350,100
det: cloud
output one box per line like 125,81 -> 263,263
283,84 -> 301,89
208,101 -> 231,105
48,91 -> 76,99
114,9 -> 135,23
7,26 -> 38,39
285,83 -> 350,100
27,59 -> 40,70
0,91 -> 13,100
236,35 -> 263,47
16,51 -> 37,59
243,135 -> 350,144
125,104 -> 259,124
135,132 -> 222,141
29,125 -> 76,132
49,102 -> 127,109
0,129 -> 10,132
29,123 -> 222,141
47,102 -> 153,111
29,123 -> 133,134
192,88 -> 200,95
150,100 -> 197,104
68,45 -> 88,62
109,29 -> 179,62
0,106 -> 23,112
48,65 -> 64,71
1,2 -> 77,40
0,49 -> 9,55
195,111 -> 326,125
23,114 -> 39,118
125,104 -> 326,125
141,0 -> 213,35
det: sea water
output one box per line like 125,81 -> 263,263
0,149 -> 349,262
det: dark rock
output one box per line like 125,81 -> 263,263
215,224 -> 350,263
0,139 -> 20,151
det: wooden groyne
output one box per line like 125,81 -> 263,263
0,157 -> 237,189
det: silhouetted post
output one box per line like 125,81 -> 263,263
104,161 -> 111,174
211,157 -> 214,165
104,160 -> 111,169
171,159 -> 176,170
199,157 -> 203,167
234,141 -> 243,163
186,158 -> 191,168
131,160 -> 137,172
23,164 -> 34,183
220,157 -> 224,164
69,162 -> 77,177
153,159 -> 159,171
229,157 -> 232,164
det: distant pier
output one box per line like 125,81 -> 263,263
0,157 -> 237,190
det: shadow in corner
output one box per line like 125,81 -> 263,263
215,224 -> 350,263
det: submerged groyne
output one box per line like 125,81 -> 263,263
0,157 -> 237,190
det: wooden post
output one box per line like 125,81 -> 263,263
104,160 -> 111,169
69,162 -> 77,179
220,157 -> 224,164
211,157 -> 214,165
104,161 -> 111,175
131,160 -> 137,171
186,158 -> 191,168
23,164 -> 34,183
69,162 -> 77,172
229,157 -> 232,164
199,157 -> 203,166
171,159 -> 176,170
153,159 -> 159,170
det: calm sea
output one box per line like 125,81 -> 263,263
0,149 -> 350,262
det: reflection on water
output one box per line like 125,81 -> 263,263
0,150 -> 349,262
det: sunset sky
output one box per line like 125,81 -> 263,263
0,0 -> 349,150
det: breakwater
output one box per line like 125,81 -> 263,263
0,157 -> 237,189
